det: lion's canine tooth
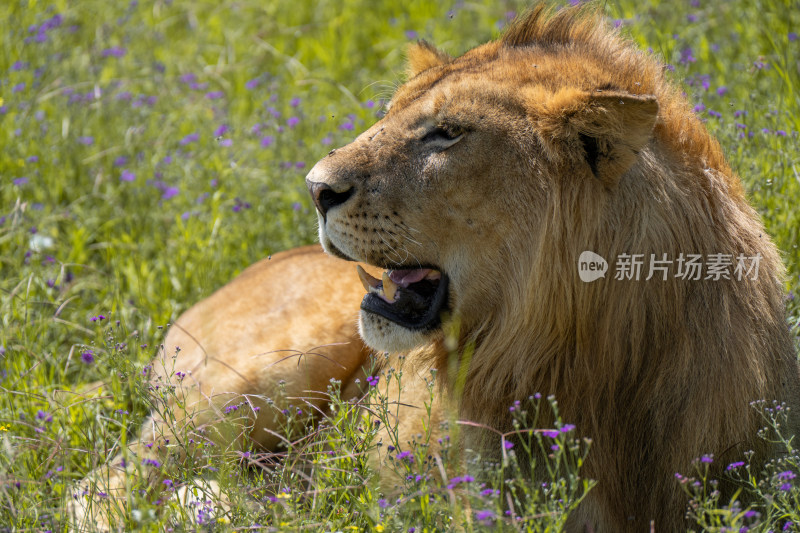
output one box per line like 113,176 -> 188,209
382,272 -> 398,302
426,270 -> 442,281
356,265 -> 379,292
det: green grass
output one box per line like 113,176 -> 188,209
1,0 -> 799,531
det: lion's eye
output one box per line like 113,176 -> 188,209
421,125 -> 464,148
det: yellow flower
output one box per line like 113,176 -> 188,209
0,424 -> 9,432
374,526 -> 385,532
0,97 -> 4,107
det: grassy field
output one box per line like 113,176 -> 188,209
1,0 -> 800,531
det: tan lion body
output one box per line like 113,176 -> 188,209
73,4 -> 800,532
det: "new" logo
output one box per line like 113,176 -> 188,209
578,251 -> 608,282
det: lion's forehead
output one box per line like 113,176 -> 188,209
390,45 -> 657,123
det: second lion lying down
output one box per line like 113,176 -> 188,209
72,4 -> 800,532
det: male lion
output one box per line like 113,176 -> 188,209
72,4 -> 800,532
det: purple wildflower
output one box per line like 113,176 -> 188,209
232,198 -> 251,212
179,133 -> 199,145
214,124 -> 229,137
504,440 -> 514,450
700,454 -> 713,464
12,82 -> 26,93
560,424 -> 576,433
13,177 -> 28,186
405,30 -> 419,39
475,510 -> 494,522
290,97 -> 301,107
245,78 -> 260,90
717,86 -> 727,96
260,135 -> 274,148
142,458 -> 161,467
36,410 -> 52,423
541,429 -> 560,439
287,117 -> 300,128
790,32 -> 798,42
378,498 -> 388,508
366,375 -> 379,387
396,451 -> 413,463
162,187 -> 179,200
113,156 -> 128,167
81,351 -> 95,364
205,90 -> 224,100
101,47 -> 127,58
120,170 -> 135,182
679,48 -> 696,65
726,461 -> 745,471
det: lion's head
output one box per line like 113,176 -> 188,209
306,4 -> 683,358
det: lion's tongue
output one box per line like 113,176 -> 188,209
389,269 -> 434,286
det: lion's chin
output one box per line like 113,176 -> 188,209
358,311 -> 436,353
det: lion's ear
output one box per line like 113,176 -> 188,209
406,41 -> 451,78
541,89 -> 659,186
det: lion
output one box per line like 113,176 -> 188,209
71,4 -> 800,532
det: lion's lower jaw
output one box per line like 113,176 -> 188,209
358,311 -> 433,354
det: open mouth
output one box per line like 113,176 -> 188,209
356,265 -> 449,331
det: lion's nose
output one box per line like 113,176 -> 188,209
307,180 -> 354,219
